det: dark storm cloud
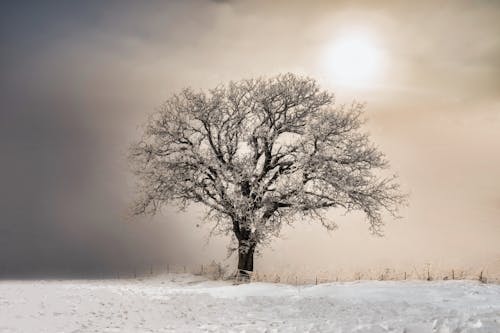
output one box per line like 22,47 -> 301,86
0,0 -> 213,277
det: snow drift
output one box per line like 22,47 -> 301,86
1,274 -> 499,332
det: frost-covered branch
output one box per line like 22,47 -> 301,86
130,73 -> 407,275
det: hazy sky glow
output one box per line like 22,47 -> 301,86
1,0 -> 499,278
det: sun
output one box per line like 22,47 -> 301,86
325,33 -> 383,87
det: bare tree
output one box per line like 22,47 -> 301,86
130,73 -> 405,279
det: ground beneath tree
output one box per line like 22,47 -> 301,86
1,274 -> 499,332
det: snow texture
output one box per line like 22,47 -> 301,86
1,274 -> 499,332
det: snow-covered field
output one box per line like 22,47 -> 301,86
1,274 -> 499,333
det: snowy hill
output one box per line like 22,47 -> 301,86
1,274 -> 499,332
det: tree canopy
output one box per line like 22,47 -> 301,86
130,73 -> 405,275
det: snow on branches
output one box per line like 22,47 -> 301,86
130,73 -> 406,271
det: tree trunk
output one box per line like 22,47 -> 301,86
236,243 -> 255,282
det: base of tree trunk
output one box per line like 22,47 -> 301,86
235,269 -> 252,283
236,244 -> 255,283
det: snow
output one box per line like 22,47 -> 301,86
1,274 -> 499,332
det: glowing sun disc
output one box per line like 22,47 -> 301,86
326,34 -> 383,87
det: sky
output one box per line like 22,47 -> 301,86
1,0 -> 499,278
